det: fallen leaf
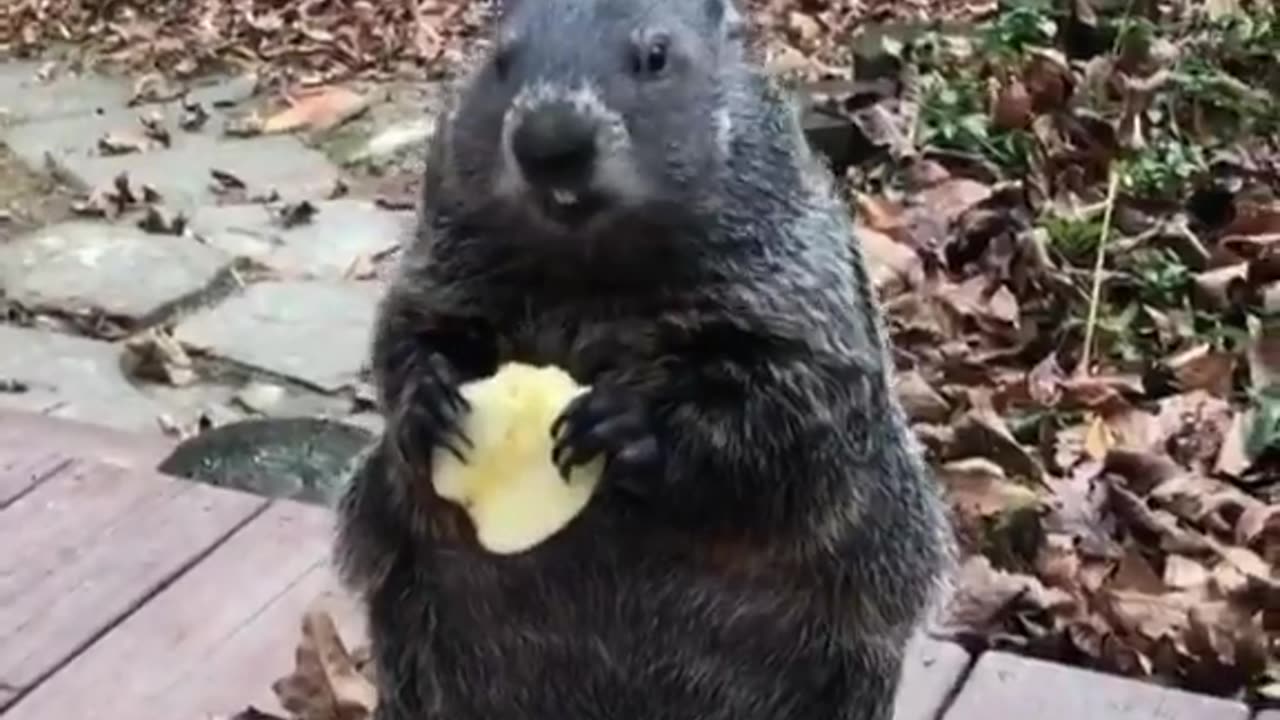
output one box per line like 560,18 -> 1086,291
136,205 -> 187,236
1027,352 -> 1065,407
853,192 -> 906,237
937,555 -> 1076,639
1235,503 -> 1280,548
1098,588 -> 1192,645
123,330 -> 197,386
991,76 -> 1033,131
1083,413 -> 1114,460
950,398 -> 1046,483
180,97 -> 210,131
916,178 -> 994,228
893,370 -> 951,423
938,456 -> 1043,520
274,200 -> 319,229
272,608 -> 378,720
1165,344 -> 1236,398
1022,47 -> 1073,113
1110,544 -> 1166,594
139,111 -> 172,147
97,131 -> 148,156
1248,314 -> 1280,391
1107,480 -> 1216,556
1163,555 -> 1210,591
262,86 -> 370,135
859,224 -> 923,296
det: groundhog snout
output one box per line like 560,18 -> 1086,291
511,100 -> 599,190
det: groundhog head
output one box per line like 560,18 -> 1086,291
443,0 -> 746,235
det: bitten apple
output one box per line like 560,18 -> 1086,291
430,362 -> 603,554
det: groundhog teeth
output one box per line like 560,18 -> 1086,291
429,362 -> 603,555
551,188 -> 579,206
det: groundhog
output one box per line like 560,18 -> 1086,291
333,0 -> 955,718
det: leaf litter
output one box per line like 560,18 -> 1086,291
7,0 -> 1280,713
849,0 -> 1280,704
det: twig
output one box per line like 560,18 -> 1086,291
1077,167 -> 1123,378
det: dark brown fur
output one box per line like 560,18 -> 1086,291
334,1 -> 954,718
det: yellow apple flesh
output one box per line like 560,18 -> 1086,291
430,362 -> 603,555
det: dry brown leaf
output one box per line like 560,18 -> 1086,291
916,178 -> 993,228
938,555 -> 1076,638
1184,601 -> 1269,678
1098,406 -> 1162,455
938,457 -> 1043,520
1163,555 -> 1210,591
1193,264 -> 1248,311
853,192 -> 906,237
1116,71 -> 1170,150
1236,503 -> 1280,548
991,77 -> 1033,131
1036,532 -> 1083,590
1155,391 -> 1234,470
97,131 -> 149,156
893,370 -> 951,423
1027,352 -> 1065,407
1022,47 -> 1072,113
1098,588 -> 1193,645
950,398 -> 1046,483
1165,344 -> 1236,398
1107,481 -> 1216,556
262,86 -> 370,135
272,609 -> 378,720
1102,449 -> 1183,495
122,326 -> 195,384
1110,545 -> 1167,595
1059,374 -> 1144,412
936,276 -> 1021,336
1213,408 -> 1253,479
859,225 -> 923,296
1083,413 -> 1114,460
1220,202 -> 1280,257
1248,314 -> 1280,390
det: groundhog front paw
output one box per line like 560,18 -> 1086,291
549,385 -> 662,497
389,352 -> 472,470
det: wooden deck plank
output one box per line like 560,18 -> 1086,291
147,562 -> 365,719
0,460 -> 267,707
2,500 -> 344,720
894,636 -> 972,720
943,651 -> 1251,720
0,447 -> 71,508
0,409 -> 175,472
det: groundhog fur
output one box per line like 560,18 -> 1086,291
333,0 -> 955,718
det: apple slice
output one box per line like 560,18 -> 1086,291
430,362 -> 603,554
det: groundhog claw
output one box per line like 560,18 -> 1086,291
391,353 -> 473,469
550,386 -> 661,494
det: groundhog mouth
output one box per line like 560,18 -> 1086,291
530,186 -> 608,228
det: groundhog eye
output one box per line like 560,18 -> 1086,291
633,35 -> 669,78
493,36 -> 518,79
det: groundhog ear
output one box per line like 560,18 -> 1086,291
705,0 -> 746,39
493,0 -> 521,18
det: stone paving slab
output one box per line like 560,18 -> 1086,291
6,102 -> 226,177
0,220 -> 234,328
942,650 -> 1250,720
41,133 -> 342,211
188,199 -> 413,279
0,63 -> 133,124
4,74 -> 262,180
0,326 -> 164,433
172,280 -> 381,393
182,74 -> 260,108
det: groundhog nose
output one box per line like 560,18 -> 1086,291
511,101 -> 598,188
